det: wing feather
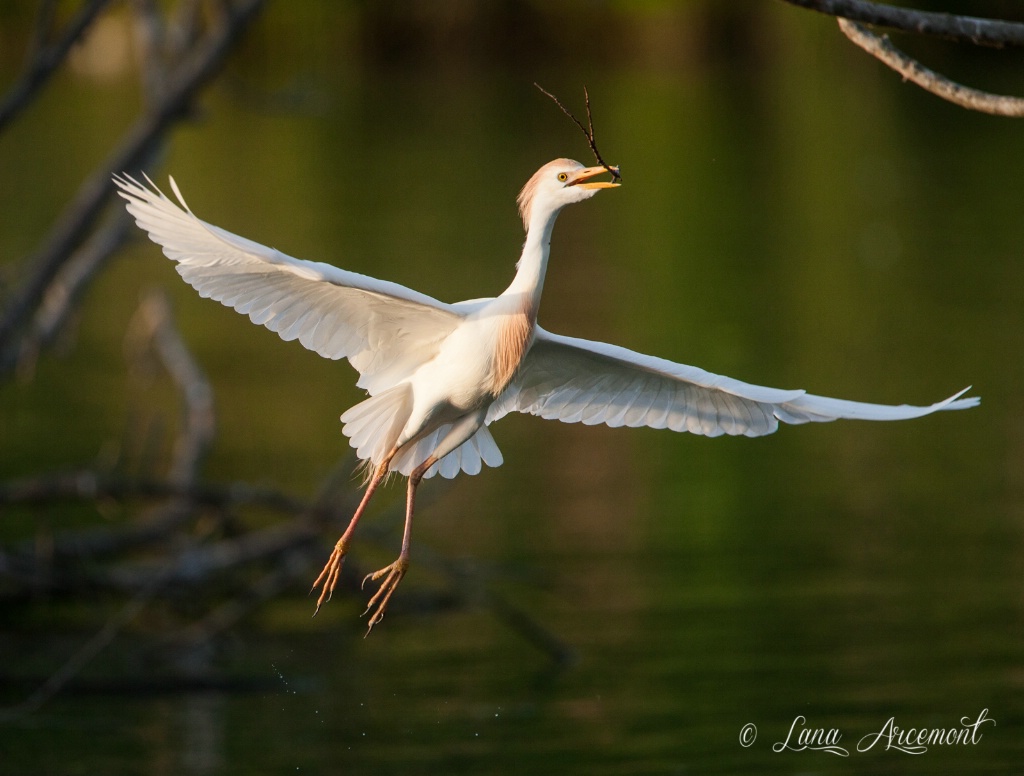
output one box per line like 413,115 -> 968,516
489,327 -> 978,437
115,174 -> 463,394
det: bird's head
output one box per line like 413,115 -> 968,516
517,158 -> 620,231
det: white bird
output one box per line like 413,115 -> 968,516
114,160 -> 978,631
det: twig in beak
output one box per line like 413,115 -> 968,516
534,83 -> 621,182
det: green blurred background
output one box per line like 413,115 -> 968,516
1,1 -> 1021,773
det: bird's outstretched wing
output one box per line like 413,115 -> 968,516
488,327 -> 978,436
115,175 -> 463,394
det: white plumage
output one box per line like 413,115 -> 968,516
488,329 -> 976,435
114,158 -> 977,630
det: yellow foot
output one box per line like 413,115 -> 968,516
361,555 -> 410,634
310,538 -> 349,615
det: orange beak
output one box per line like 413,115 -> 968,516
569,165 -> 621,189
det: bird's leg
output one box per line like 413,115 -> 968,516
361,454 -> 436,634
311,452 -> 394,615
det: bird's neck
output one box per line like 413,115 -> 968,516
503,207 -> 559,308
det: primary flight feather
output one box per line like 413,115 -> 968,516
114,159 -> 977,631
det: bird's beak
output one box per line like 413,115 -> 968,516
569,165 -> 621,189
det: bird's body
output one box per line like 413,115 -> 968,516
115,158 -> 978,631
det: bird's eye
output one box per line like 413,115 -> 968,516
557,172 -> 568,182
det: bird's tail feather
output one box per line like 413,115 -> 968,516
341,386 -> 412,475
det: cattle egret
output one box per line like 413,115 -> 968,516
114,160 -> 978,631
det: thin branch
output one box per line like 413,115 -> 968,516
1,492 -> 331,599
0,566 -> 167,722
534,83 -> 621,181
128,291 -> 215,487
26,0 -> 62,64
0,0 -> 267,369
0,471 -> 334,518
0,0 -> 116,133
104,521 -> 321,590
131,0 -> 172,108
780,0 -> 1024,47
170,550 -> 311,646
0,466 -> 573,658
838,18 -> 1024,116
479,586 -> 575,667
7,210 -> 133,378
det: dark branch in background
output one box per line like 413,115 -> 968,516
0,291 -> 572,717
0,567 -> 165,722
0,472 -> 324,561
780,0 -> 1024,47
0,462 -> 573,714
13,210 -> 133,379
26,0 -> 60,58
838,18 -> 1024,117
779,0 -> 1024,115
126,292 -> 216,487
0,0 -> 115,133
0,0 -> 267,371
0,467 -> 571,665
534,83 -> 621,181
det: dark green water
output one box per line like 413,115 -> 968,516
2,4 -> 1021,773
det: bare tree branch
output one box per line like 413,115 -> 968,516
0,0 -> 267,370
0,471 -> 349,574
0,0 -> 116,133
127,291 -> 215,487
170,549 -> 311,645
0,471 -> 330,517
104,521 -> 321,590
780,0 -> 1024,47
131,0 -> 173,107
0,567 -> 166,722
838,18 -> 1024,116
27,0 -> 61,55
8,210 -> 133,378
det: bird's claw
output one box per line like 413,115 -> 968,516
310,538 -> 349,616
361,556 -> 410,635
